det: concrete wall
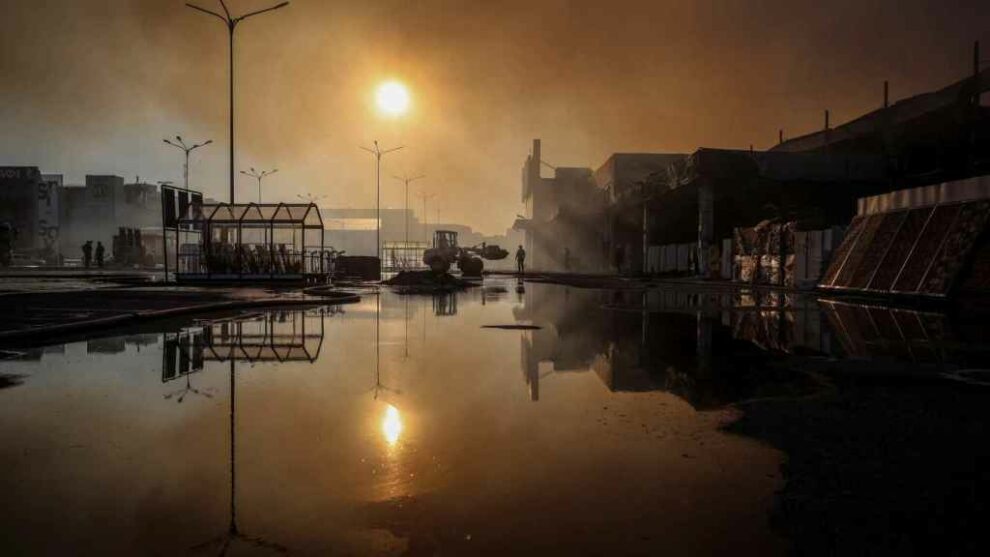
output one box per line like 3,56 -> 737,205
0,166 -> 42,252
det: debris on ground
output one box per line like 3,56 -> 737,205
383,270 -> 476,293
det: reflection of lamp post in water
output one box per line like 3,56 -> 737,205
192,359 -> 286,554
164,373 -> 213,403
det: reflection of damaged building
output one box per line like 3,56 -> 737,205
515,282 -> 978,410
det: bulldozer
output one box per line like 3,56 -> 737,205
423,230 -> 508,276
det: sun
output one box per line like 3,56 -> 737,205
375,80 -> 410,116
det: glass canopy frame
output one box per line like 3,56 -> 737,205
174,202 -> 328,281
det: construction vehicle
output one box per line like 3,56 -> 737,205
423,230 -> 508,276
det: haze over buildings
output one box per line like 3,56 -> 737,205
1,0 -> 988,235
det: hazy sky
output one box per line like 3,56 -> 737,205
1,0 -> 987,234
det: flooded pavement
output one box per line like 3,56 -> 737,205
0,278 -> 988,555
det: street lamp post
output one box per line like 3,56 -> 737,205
239,168 -> 277,203
393,174 -> 425,270
392,173 -> 425,249
163,136 -> 212,190
360,140 -> 403,263
185,0 -> 289,203
415,191 -> 435,245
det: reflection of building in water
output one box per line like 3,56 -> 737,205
87,337 -> 127,354
820,300 -> 986,369
162,308 -> 326,381
88,334 -> 161,355
517,283 -> 976,408
123,334 -> 160,349
514,285 -> 611,401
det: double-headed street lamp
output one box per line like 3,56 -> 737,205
239,167 -> 277,203
297,193 -> 327,204
392,173 -> 425,248
360,140 -> 403,263
163,136 -> 212,190
185,0 -> 289,203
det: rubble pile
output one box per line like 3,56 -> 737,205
383,270 -> 476,292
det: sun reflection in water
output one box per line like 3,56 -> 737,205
382,404 -> 403,447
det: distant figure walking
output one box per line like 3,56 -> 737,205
515,245 -> 526,275
95,241 -> 105,268
82,241 -> 93,269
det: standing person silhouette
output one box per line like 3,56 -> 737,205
515,245 -> 526,275
95,241 -> 105,268
82,241 -> 93,269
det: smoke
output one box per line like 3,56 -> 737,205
1,0 -> 988,234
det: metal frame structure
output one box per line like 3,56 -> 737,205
162,308 -> 326,376
161,183 -> 204,281
381,240 -> 428,272
174,202 -> 328,282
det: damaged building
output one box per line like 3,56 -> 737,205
516,139 -> 604,272
642,58 -> 990,294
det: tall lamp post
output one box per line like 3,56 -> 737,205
415,191 -> 436,245
360,140 -> 403,263
392,173 -> 425,249
185,0 -> 289,203
163,136 -> 212,190
239,167 -> 277,203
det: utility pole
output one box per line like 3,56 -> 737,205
163,136 -> 212,190
185,0 -> 290,203
360,141 -> 403,263
415,191 -> 435,245
239,167 -> 277,203
393,173 -> 425,249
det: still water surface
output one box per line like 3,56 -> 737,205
1,279 -> 976,555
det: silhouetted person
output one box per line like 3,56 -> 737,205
0,223 -> 13,267
82,241 -> 93,268
515,245 -> 526,275
95,242 -> 105,268
613,245 -> 625,275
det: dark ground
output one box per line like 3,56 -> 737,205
0,286 -> 355,346
725,371 -> 990,556
0,289 -> 234,332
